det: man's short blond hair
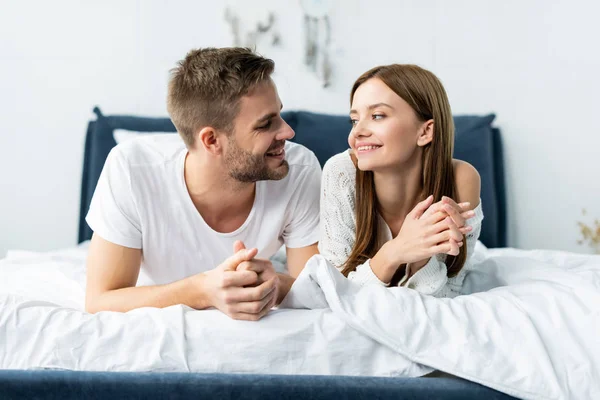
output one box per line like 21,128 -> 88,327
167,47 -> 275,147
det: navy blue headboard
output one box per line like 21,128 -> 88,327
79,108 -> 507,247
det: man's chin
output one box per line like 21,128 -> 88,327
265,161 -> 289,181
229,161 -> 289,182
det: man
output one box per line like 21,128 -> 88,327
85,48 -> 321,320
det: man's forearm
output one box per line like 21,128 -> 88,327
276,273 -> 295,304
86,274 -> 209,313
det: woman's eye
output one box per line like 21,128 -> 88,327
372,114 -> 384,120
349,118 -> 358,126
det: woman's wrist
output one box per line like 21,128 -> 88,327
371,243 -> 404,283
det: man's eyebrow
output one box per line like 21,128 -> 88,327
255,104 -> 283,123
256,112 -> 277,123
349,103 -> 393,114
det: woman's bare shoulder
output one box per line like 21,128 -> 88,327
452,159 -> 481,206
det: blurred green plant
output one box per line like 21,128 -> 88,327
578,209 -> 600,254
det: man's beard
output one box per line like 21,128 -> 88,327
225,138 -> 289,182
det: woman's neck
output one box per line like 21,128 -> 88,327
373,161 -> 423,234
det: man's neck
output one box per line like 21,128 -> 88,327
184,153 -> 256,233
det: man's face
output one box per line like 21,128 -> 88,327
224,80 -> 295,182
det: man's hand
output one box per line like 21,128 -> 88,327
234,241 -> 283,306
201,241 -> 278,321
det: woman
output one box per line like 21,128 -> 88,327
319,64 -> 483,297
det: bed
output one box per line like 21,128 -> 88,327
4,107 -> 596,400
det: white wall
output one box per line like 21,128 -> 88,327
1,0 -> 599,257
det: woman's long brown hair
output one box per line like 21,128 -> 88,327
340,65 -> 466,285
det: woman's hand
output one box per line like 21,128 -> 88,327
382,196 -> 469,265
370,195 -> 473,283
421,196 -> 475,235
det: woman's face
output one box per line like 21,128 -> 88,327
349,78 -> 430,172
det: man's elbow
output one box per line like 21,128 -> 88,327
85,298 -> 99,314
85,292 -> 107,314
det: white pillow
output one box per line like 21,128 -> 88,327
113,129 -> 175,144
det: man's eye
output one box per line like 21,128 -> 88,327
258,121 -> 272,130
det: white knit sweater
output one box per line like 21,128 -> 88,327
318,150 -> 484,298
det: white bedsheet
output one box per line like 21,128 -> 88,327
0,243 -> 599,399
0,244 -> 426,377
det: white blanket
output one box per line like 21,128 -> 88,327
281,246 -> 600,400
0,244 -> 599,400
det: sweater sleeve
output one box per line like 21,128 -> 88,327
318,152 -> 390,287
402,201 -> 484,298
318,152 -> 359,270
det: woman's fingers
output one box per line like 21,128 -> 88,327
442,196 -> 470,212
447,239 -> 460,256
428,218 -> 463,243
429,216 -> 467,237
409,195 -> 434,219
421,201 -> 443,220
446,217 -> 464,241
459,226 -> 472,235
443,203 -> 466,227
424,210 -> 449,226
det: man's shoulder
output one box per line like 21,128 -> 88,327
111,134 -> 186,168
284,141 -> 320,170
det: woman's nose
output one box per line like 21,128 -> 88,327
352,121 -> 371,138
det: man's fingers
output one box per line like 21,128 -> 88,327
222,248 -> 258,271
231,301 -> 274,321
252,277 -> 278,300
236,260 -> 252,272
221,270 -> 258,288
230,292 -> 275,314
237,259 -> 270,273
410,195 -> 434,219
233,240 -> 246,253
224,277 -> 277,303
227,310 -> 270,321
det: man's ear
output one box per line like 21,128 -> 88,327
417,119 -> 434,147
197,127 -> 223,155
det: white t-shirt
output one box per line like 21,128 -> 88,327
86,134 -> 321,286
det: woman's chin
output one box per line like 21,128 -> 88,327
357,159 -> 378,171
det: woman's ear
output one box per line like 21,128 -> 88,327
417,119 -> 434,147
197,127 -> 223,155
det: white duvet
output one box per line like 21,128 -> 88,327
0,243 -> 599,400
